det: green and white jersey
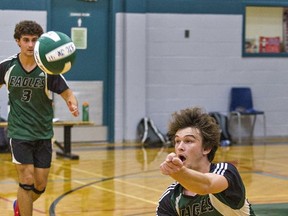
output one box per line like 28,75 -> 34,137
0,54 -> 69,140
156,162 -> 255,216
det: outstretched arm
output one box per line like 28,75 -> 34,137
60,88 -> 79,117
160,152 -> 228,195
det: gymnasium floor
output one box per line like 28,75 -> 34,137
0,138 -> 288,215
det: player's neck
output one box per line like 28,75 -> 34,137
19,53 -> 36,72
19,53 -> 37,72
192,158 -> 211,174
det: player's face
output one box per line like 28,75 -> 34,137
174,127 -> 211,170
16,35 -> 39,57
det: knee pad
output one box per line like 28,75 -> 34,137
33,187 -> 46,195
19,183 -> 34,191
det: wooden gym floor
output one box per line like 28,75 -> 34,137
1,138 -> 288,215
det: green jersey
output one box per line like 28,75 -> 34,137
156,162 -> 255,216
0,54 -> 69,140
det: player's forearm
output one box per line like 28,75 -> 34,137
171,168 -> 228,195
60,89 -> 79,116
170,167 -> 212,195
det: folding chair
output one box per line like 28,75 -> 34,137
229,87 -> 266,143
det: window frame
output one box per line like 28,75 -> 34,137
243,1 -> 288,57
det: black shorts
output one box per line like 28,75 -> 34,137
10,138 -> 52,168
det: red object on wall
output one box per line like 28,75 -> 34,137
259,37 -> 280,53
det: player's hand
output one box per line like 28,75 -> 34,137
160,152 -> 183,175
68,101 -> 79,117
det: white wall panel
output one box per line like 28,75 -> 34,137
115,13 -> 288,142
0,10 -> 47,119
114,14 -> 147,142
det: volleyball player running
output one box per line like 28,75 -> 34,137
0,20 -> 79,216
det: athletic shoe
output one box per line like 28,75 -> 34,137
13,200 -> 20,216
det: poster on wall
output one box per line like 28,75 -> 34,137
71,27 -> 87,49
259,36 -> 280,53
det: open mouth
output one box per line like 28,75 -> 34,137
178,155 -> 186,162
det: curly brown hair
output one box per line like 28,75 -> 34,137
167,107 -> 220,162
14,20 -> 43,40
